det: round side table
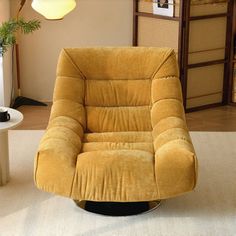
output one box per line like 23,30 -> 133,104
0,107 -> 23,186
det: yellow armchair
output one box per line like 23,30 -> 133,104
34,47 -> 197,203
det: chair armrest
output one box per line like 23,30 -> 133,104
35,49 -> 86,197
39,115 -> 84,160
153,113 -> 197,199
34,115 -> 84,197
150,50 -> 197,199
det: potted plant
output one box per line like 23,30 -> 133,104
0,17 -> 41,56
0,17 -> 41,107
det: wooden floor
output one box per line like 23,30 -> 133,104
15,104 -> 236,131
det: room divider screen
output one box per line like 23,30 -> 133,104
231,1 -> 236,103
133,0 -> 234,112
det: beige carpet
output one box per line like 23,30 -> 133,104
0,131 -> 236,236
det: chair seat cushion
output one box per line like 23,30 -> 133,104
71,150 -> 159,202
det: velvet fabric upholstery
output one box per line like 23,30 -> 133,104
34,47 -> 198,202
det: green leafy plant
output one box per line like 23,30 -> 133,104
0,18 -> 41,55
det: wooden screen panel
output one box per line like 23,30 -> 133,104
190,1 -> 228,17
233,64 -> 236,102
188,17 -> 227,64
137,0 -> 227,17
188,49 -> 225,64
137,17 -> 179,52
187,93 -> 222,108
138,0 -> 180,17
189,17 -> 226,51
186,64 -> 224,108
138,1 -> 154,14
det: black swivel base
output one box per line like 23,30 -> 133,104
74,200 -> 161,216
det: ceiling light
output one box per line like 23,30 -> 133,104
31,0 -> 76,20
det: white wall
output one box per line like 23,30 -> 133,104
0,0 -> 12,107
11,0 -> 133,102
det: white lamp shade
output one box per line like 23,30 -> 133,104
31,0 -> 76,20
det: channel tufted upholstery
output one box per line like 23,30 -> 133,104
34,47 -> 198,202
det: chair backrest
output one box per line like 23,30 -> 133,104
55,47 -> 180,133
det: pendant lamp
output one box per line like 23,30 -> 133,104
31,0 -> 76,20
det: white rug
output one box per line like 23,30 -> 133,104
0,131 -> 236,236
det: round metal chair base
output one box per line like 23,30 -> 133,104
74,200 -> 161,216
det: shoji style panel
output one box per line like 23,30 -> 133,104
133,0 -> 234,111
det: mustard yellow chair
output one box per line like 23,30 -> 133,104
34,47 -> 197,204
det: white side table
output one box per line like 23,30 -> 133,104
0,107 -> 23,186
